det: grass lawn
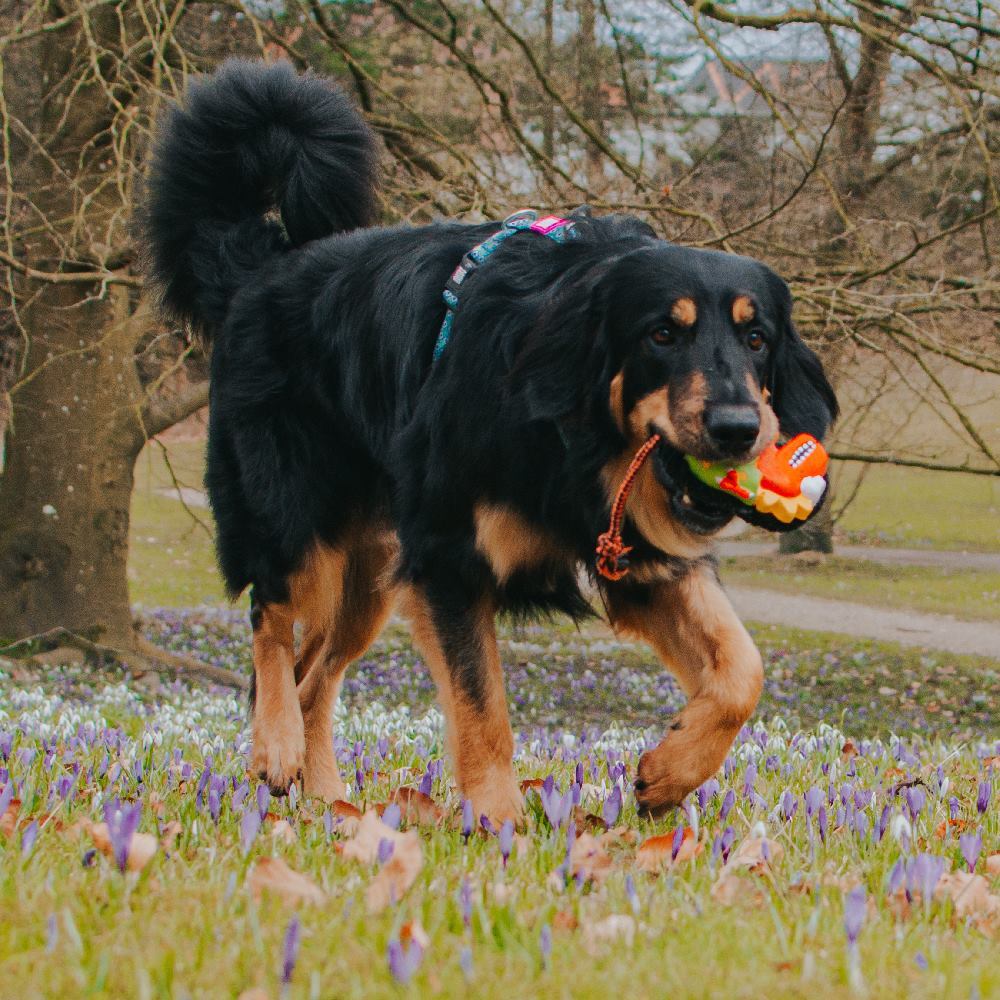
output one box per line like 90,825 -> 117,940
834,461 -> 1000,552
1,611 -> 998,998
720,556 -> 1000,623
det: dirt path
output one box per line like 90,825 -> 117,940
719,540 -> 1000,571
727,586 -> 1000,659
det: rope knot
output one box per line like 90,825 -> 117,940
595,432 -> 661,581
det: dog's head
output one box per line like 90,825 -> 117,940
515,235 -> 837,537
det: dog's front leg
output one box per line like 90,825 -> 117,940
401,585 -> 523,826
607,566 -> 764,818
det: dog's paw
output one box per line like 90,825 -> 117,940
467,773 -> 524,829
251,713 -> 305,796
633,744 -> 693,819
302,756 -> 347,803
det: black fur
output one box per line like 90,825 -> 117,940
144,61 -> 837,658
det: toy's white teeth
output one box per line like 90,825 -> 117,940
801,475 -> 826,504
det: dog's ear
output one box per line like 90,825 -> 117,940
767,275 -> 838,439
506,269 -> 613,424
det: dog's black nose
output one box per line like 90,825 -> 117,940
705,405 -> 760,455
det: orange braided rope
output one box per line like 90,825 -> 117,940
595,432 -> 661,581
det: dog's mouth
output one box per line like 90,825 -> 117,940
649,432 -> 740,535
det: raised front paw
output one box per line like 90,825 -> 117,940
633,743 -> 693,819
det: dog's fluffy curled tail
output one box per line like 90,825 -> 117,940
143,59 -> 378,338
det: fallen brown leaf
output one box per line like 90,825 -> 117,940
553,909 -> 578,932
340,809 -> 423,914
568,831 -> 613,885
841,741 -> 858,758
986,854 -> 1000,877
0,798 -> 21,838
87,822 -> 158,872
390,787 -> 444,826
636,827 -> 701,873
935,871 -> 1000,922
269,818 -> 296,844
247,856 -> 326,906
160,821 -> 183,852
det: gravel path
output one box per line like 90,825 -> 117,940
727,586 -> 1000,659
719,540 -> 1000,571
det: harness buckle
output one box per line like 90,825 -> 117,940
501,208 -> 539,230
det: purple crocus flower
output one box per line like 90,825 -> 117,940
103,799 -> 142,873
915,952 -> 928,971
382,803 -> 401,831
459,877 -> 473,928
387,937 -> 423,985
499,820 -> 514,868
887,858 -> 905,895
232,781 -> 249,812
780,790 -> 798,822
21,820 -> 39,858
461,799 -> 474,842
323,811 -> 333,838
418,771 -> 433,796
671,825 -> 685,862
817,806 -> 828,843
625,873 -> 640,914
843,886 -> 866,944
281,915 -> 301,987
459,945 -> 473,980
720,825 -> 736,862
540,783 -> 572,830
256,784 -> 270,820
602,786 -> 622,828
240,807 -> 262,856
480,815 -> 497,837
45,913 -> 58,954
977,780 -> 991,815
804,787 -> 822,818
696,778 -> 719,812
905,786 -> 926,819
876,804 -> 891,842
377,838 -> 395,865
719,789 -> 735,824
742,763 -> 757,798
906,853 -> 946,902
539,924 -> 552,969
948,796 -> 960,821
0,781 -> 12,820
959,830 -> 983,872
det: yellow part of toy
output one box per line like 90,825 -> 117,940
754,488 -> 815,524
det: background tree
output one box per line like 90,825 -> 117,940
1,0 -> 997,667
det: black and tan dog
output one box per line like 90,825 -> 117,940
144,61 -> 836,822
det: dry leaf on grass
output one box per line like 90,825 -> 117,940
160,821 -> 183,852
390,787 -> 444,826
247,856 -> 326,906
0,798 -> 21,838
568,832 -> 613,885
635,827 -> 702,873
710,835 -> 782,907
87,822 -> 158,872
236,989 -> 271,1000
582,914 -> 637,948
986,854 -> 1000,877
340,809 -> 423,914
269,818 -> 296,844
935,871 -> 1000,923
332,799 -> 362,834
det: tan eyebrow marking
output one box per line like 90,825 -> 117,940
732,294 -> 756,325
670,297 -> 697,328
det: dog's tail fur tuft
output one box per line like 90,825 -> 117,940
142,59 -> 378,338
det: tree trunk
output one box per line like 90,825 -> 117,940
576,0 -> 603,180
542,0 -> 555,160
0,284 -> 145,644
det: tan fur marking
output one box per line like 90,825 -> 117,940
601,374 -> 713,560
670,296 -> 697,327
732,294 -> 755,325
400,587 -> 522,824
251,601 -> 304,791
744,371 -> 780,455
608,371 -> 626,434
474,505 -> 569,583
607,566 -> 763,814
294,533 -> 400,801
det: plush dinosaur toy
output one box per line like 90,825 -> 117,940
684,433 -> 829,525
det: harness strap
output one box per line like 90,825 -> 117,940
433,209 -> 576,363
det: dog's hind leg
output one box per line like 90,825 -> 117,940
401,585 -> 522,826
606,564 -> 764,818
297,535 -> 398,802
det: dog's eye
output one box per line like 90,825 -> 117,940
650,327 -> 676,347
747,330 -> 766,352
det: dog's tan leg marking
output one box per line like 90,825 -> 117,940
251,600 -> 305,794
400,587 -> 522,825
608,565 -> 763,816
296,535 -> 399,802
